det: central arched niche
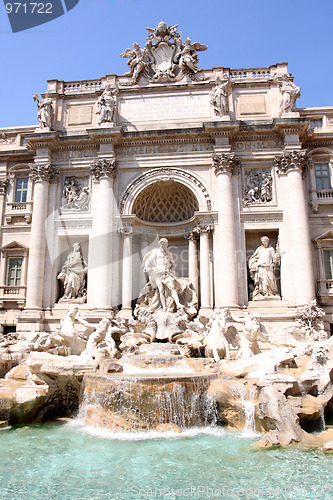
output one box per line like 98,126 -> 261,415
132,180 -> 199,223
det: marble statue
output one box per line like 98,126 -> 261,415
248,236 -> 280,299
120,22 -> 207,83
141,238 -> 182,313
62,178 -> 90,212
295,300 -> 327,341
236,313 -> 268,358
33,93 -> 53,129
96,85 -> 117,124
204,309 -> 238,362
81,317 -> 123,359
58,243 -> 88,302
178,37 -> 207,74
209,77 -> 231,116
120,42 -> 150,83
275,74 -> 301,115
34,306 -> 92,356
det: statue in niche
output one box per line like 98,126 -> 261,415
209,77 -> 231,116
62,177 -> 90,211
33,93 -> 53,129
96,85 -> 117,125
248,236 -> 280,300
244,170 -> 273,205
134,238 -> 198,340
58,243 -> 88,302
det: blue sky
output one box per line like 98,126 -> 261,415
0,0 -> 332,127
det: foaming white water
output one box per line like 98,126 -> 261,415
68,420 -> 229,441
121,362 -> 195,375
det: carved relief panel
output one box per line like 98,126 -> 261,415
243,168 -> 274,206
60,176 -> 90,213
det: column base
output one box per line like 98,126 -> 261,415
199,307 -> 213,317
118,307 -> 133,319
17,309 -> 45,333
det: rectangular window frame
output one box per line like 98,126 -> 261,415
7,257 -> 23,287
14,177 -> 28,203
314,163 -> 331,190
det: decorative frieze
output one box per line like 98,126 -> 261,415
243,168 -> 273,205
212,153 -> 240,175
91,158 -> 117,181
274,150 -> 308,175
29,164 -> 59,183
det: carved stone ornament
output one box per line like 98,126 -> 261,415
243,169 -> 273,205
91,158 -> 117,181
212,153 -> 240,175
274,150 -> 308,175
29,164 -> 59,183
120,20 -> 207,84
118,226 -> 133,237
0,178 -> 9,195
96,85 -> 117,125
33,93 -> 54,129
0,133 -> 16,145
61,177 -> 90,212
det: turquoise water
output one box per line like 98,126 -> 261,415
0,422 -> 332,500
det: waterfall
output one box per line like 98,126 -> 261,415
319,406 -> 326,432
80,373 -> 219,432
229,385 -> 258,437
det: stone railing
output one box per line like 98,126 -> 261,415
63,80 -> 102,94
317,279 -> 333,304
5,202 -> 33,224
229,68 -> 271,81
309,189 -> 333,212
0,285 -> 26,308
315,189 -> 333,200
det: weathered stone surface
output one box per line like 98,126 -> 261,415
256,374 -> 299,396
288,395 -> 326,421
257,386 -> 304,445
98,359 -> 123,374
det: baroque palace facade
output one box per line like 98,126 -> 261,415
0,21 -> 333,335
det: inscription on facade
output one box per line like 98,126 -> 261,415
118,94 -> 210,123
117,142 -> 213,156
234,139 -> 282,151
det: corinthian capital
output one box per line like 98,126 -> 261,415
29,163 -> 59,183
212,153 -> 240,175
91,157 -> 117,181
274,150 -> 308,175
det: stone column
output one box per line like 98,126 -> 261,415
198,225 -> 212,313
275,150 -> 316,305
188,230 -> 199,294
25,164 -> 58,309
90,158 -> 116,310
119,221 -> 134,318
213,153 -> 239,307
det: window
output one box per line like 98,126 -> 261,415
314,163 -> 331,190
324,250 -> 333,280
7,258 -> 22,286
15,177 -> 28,203
310,118 -> 322,129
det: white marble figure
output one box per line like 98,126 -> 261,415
277,74 -> 301,115
209,77 -> 231,116
58,243 -> 88,302
96,85 -> 116,125
142,238 -> 182,313
178,37 -> 207,73
120,42 -> 150,82
34,306 -> 92,356
236,313 -> 268,359
204,309 -> 238,362
248,236 -> 280,299
33,93 -> 53,129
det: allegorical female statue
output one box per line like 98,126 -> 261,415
248,236 -> 280,299
58,243 -> 88,302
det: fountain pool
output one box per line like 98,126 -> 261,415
0,422 -> 332,499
